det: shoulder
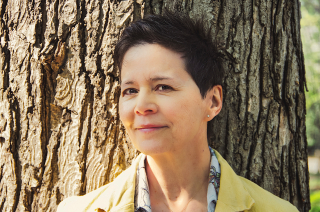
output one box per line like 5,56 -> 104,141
57,154 -> 144,212
213,149 -> 298,212
239,177 -> 298,212
56,184 -> 110,212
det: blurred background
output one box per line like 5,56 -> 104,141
301,0 -> 320,211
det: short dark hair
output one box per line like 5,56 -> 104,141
114,11 -> 224,98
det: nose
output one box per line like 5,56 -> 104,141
134,91 -> 157,115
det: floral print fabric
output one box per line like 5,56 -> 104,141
134,156 -> 152,212
134,147 -> 221,212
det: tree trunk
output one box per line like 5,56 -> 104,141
0,0 -> 310,211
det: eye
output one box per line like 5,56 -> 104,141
122,88 -> 138,96
156,85 -> 173,91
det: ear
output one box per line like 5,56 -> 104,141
206,85 -> 223,120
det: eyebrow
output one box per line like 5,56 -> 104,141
121,80 -> 134,85
121,76 -> 174,86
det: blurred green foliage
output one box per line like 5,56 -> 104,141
301,0 -> 320,211
311,190 -> 320,212
301,0 -> 320,148
310,173 -> 320,211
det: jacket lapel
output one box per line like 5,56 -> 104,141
214,150 -> 255,212
91,150 -> 254,212
91,154 -> 143,212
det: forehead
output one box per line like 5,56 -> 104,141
120,44 -> 190,84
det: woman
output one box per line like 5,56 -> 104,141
57,12 -> 298,212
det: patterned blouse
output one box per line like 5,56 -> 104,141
134,147 -> 221,212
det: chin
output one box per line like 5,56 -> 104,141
132,139 -> 172,156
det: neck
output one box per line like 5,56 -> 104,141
146,140 -> 210,211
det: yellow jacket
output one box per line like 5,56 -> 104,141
57,150 -> 298,212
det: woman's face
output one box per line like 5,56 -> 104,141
119,44 -> 213,155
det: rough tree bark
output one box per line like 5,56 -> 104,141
0,0 -> 310,211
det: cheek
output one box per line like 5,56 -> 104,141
177,99 -> 204,123
163,98 -> 199,121
119,100 -> 133,125
159,98 -> 183,117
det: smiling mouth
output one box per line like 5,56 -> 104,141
135,126 -> 167,132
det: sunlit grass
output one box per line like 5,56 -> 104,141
310,174 -> 320,212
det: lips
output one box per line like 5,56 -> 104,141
135,124 -> 167,132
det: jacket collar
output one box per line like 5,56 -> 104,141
214,150 -> 255,212
93,154 -> 143,212
94,150 -> 254,212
